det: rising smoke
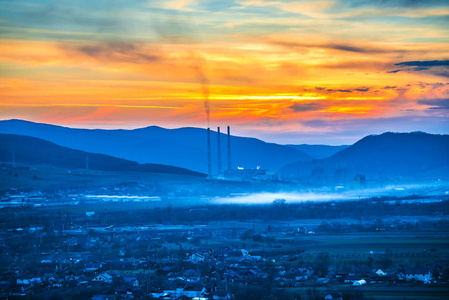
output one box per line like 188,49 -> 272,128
192,57 -> 210,126
150,11 -> 211,126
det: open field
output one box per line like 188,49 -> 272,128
0,162 -> 205,193
279,286 -> 449,300
294,233 -> 449,252
2,163 -> 449,299
1,201 -> 448,299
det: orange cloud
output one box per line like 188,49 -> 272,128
0,35 -> 448,139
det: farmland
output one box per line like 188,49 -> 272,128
1,163 -> 449,299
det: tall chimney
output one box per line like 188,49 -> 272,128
227,126 -> 231,171
217,127 -> 222,173
207,127 -> 212,178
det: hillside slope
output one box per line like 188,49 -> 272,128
0,133 -> 205,177
0,119 -> 312,173
279,132 -> 449,180
285,144 -> 349,159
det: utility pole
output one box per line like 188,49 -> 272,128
12,151 -> 16,168
207,128 -> 212,178
217,127 -> 222,173
227,126 -> 231,171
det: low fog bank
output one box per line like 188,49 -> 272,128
212,181 -> 449,205
213,192 -> 348,205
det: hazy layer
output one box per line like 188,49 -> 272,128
212,183 -> 449,205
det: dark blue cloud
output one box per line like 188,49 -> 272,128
315,87 -> 368,93
270,40 -> 390,54
418,98 -> 449,110
389,60 -> 449,77
327,89 -> 352,92
290,102 -> 324,112
395,60 -> 449,67
354,88 -> 370,92
328,44 -> 383,53
61,42 -> 161,63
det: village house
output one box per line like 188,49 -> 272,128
189,252 -> 206,263
324,291 -> 344,300
210,290 -> 234,300
149,288 -> 168,299
115,287 -> 141,299
92,273 -> 113,284
375,269 -> 387,276
353,279 -> 367,286
102,261 -> 148,276
405,267 -> 432,282
344,274 -> 358,283
16,277 -> 43,286
335,271 -> 346,282
427,261 -> 447,272
160,281 -> 209,299
123,276 -> 140,287
84,261 -> 102,272
182,282 -> 206,298
203,282 -> 218,294
297,265 -> 314,279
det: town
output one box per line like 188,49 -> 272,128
1,181 -> 449,300
2,0 -> 449,298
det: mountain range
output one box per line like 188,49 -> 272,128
1,120 -> 448,181
0,119 -> 312,173
0,133 -> 205,177
285,144 -> 349,159
279,132 -> 449,181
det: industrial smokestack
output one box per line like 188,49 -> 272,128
207,127 -> 212,178
217,127 -> 222,174
227,126 -> 231,171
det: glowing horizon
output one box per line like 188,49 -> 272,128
1,0 -> 448,144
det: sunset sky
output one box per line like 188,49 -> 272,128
1,0 -> 448,144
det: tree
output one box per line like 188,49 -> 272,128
273,199 -> 286,206
317,222 -> 332,232
378,257 -> 393,270
314,253 -> 331,276
366,256 -> 374,269
440,268 -> 449,282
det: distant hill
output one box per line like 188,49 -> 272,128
285,144 -> 349,159
0,133 -> 205,177
0,119 -> 312,173
279,132 -> 449,180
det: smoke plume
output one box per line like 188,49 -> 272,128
192,58 -> 210,126
150,11 -> 211,126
